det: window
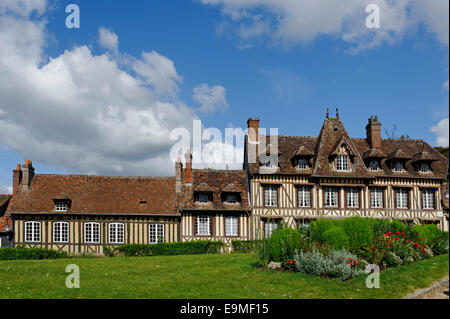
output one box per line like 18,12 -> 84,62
54,200 -> 67,212
298,158 -> 308,170
370,188 -> 383,208
264,221 -> 278,239
393,161 -> 403,172
264,185 -> 278,206
324,187 -> 338,207
225,216 -> 238,236
369,160 -> 379,171
25,221 -> 41,243
346,188 -> 359,208
422,189 -> 435,210
420,162 -> 429,173
148,223 -> 164,243
297,186 -> 311,207
109,223 -> 124,244
197,192 -> 209,203
53,221 -> 69,243
226,193 -> 237,204
195,215 -> 211,236
336,155 -> 349,171
396,188 -> 409,209
84,222 -> 100,244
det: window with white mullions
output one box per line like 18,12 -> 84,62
148,223 -> 164,243
297,186 -> 311,207
198,192 -> 209,203
109,223 -> 124,244
336,155 -> 349,171
298,158 -> 308,169
264,221 -> 278,238
53,221 -> 69,243
346,188 -> 359,208
369,160 -> 379,171
195,215 -> 211,236
370,188 -> 383,208
54,200 -> 67,212
84,222 -> 100,244
422,189 -> 435,209
394,161 -> 404,172
264,185 -> 278,206
226,193 -> 237,204
396,188 -> 409,209
225,216 -> 238,236
25,221 -> 41,243
324,187 -> 338,207
420,162 -> 429,173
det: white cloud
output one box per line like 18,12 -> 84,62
200,0 -> 449,51
430,118 -> 449,147
0,2 -> 235,176
193,84 -> 228,113
98,27 -> 119,53
0,184 -> 12,194
443,79 -> 449,92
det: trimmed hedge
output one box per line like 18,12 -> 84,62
268,228 -> 301,262
0,246 -> 69,260
341,216 -> 373,251
322,227 -> 349,249
106,240 -> 224,257
231,240 -> 263,253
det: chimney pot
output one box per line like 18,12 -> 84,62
366,115 -> 382,150
21,159 -> 35,191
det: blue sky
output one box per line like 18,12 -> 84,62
0,0 -> 448,192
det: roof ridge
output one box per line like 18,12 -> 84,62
35,174 -> 175,179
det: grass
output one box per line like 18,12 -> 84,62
0,253 -> 448,299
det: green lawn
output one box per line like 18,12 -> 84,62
0,253 -> 448,299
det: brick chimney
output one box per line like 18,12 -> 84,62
185,150 -> 192,184
247,118 -> 260,144
175,156 -> 182,193
366,116 -> 382,150
21,159 -> 35,191
13,164 -> 22,195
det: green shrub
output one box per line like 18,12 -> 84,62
341,216 -> 373,251
268,228 -> 301,262
410,225 -> 449,255
0,246 -> 68,260
231,240 -> 262,253
390,220 -> 408,234
322,227 -> 349,249
367,218 -> 392,239
308,219 -> 340,241
110,240 -> 224,257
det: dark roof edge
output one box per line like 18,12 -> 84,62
9,212 -> 181,217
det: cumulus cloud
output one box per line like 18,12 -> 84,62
98,27 -> 119,53
0,2 -> 234,177
0,184 -> 12,194
193,84 -> 228,113
430,118 -> 449,147
199,0 -> 449,51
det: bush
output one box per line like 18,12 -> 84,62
106,240 -> 224,257
308,219 -> 340,242
268,228 -> 301,262
367,218 -> 392,239
390,220 -> 408,234
410,225 -> 449,255
0,246 -> 68,260
231,240 -> 262,253
341,216 -> 373,251
322,227 -> 349,250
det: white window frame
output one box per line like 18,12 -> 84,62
54,200 -> 67,212
53,221 -> 69,243
324,187 -> 339,207
297,186 -> 311,207
225,216 -> 239,237
264,184 -> 278,207
369,160 -> 379,171
394,161 -> 404,172
370,188 -> 383,208
195,215 -> 211,236
336,155 -> 349,171
25,221 -> 41,243
346,188 -> 359,208
198,192 -> 209,203
148,223 -> 164,244
422,189 -> 435,210
84,222 -> 100,244
420,162 -> 429,173
109,222 -> 125,244
396,188 -> 409,209
298,158 -> 308,170
264,221 -> 278,239
226,193 -> 237,204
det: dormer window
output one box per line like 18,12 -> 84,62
196,191 -> 211,204
420,162 -> 429,173
226,193 -> 237,204
54,200 -> 68,212
393,161 -> 404,172
369,160 -> 379,171
297,158 -> 308,170
336,155 -> 349,171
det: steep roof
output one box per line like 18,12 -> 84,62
8,175 -> 179,215
0,195 -> 12,232
181,169 -> 249,211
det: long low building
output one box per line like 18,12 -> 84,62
0,112 -> 448,253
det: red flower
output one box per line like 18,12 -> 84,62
373,247 -> 377,251
401,232 -> 405,235
395,237 -> 399,240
